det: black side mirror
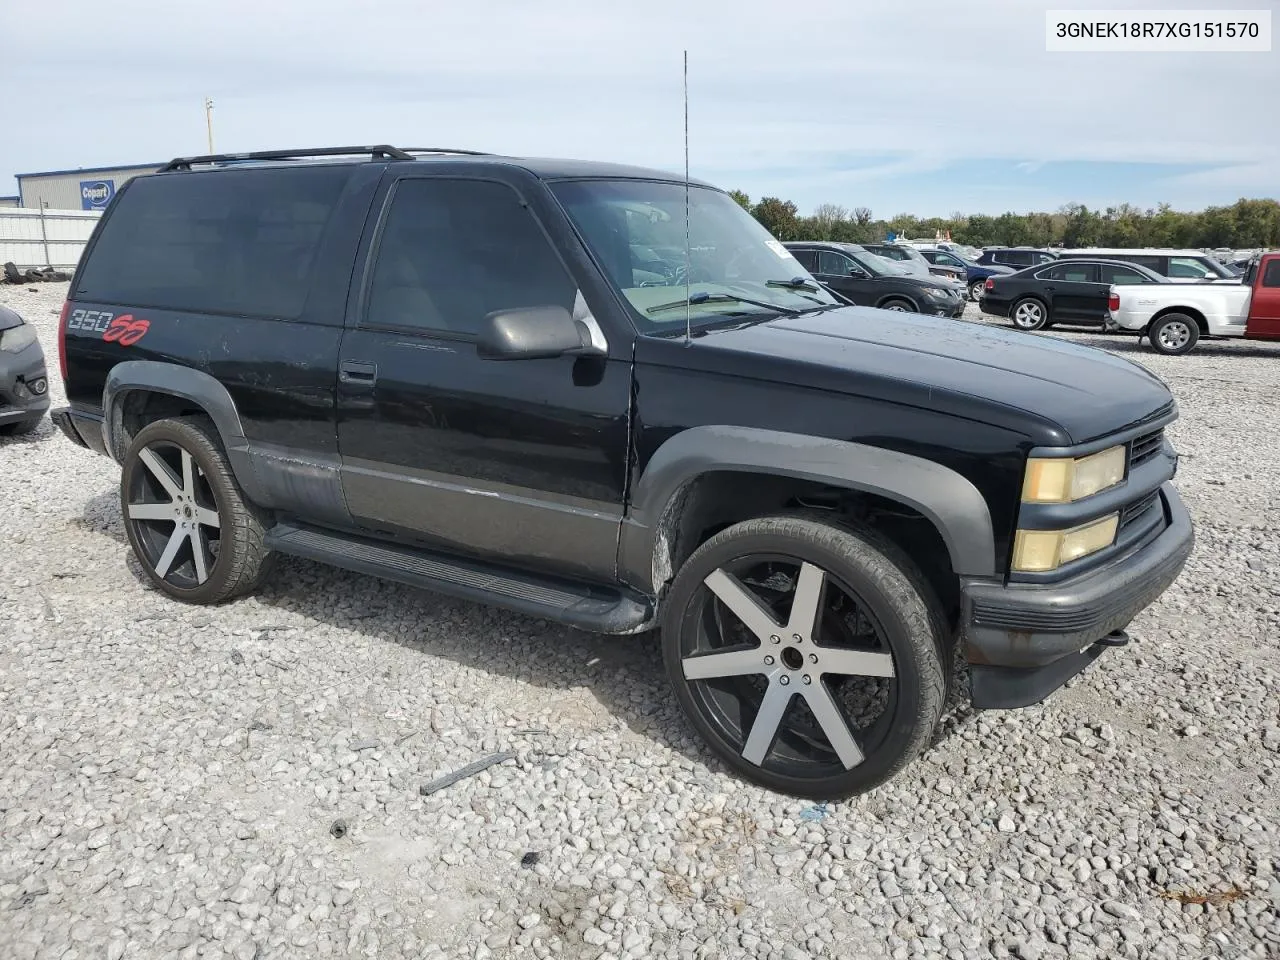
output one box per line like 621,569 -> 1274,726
848,267 -> 869,279
476,306 -> 604,361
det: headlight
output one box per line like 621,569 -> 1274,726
1022,445 -> 1126,503
1012,514 -> 1119,572
923,288 -> 947,300
0,323 -> 37,353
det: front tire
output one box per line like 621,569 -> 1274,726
121,416 -> 273,604
661,516 -> 947,799
1148,313 -> 1200,355
1011,297 -> 1049,330
881,299 -> 914,313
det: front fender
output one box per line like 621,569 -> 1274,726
618,425 -> 997,593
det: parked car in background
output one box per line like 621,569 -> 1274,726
1105,252 -> 1280,354
981,259 -> 1167,331
1057,249 -> 1236,282
0,305 -> 49,436
785,242 -> 967,317
918,247 -> 1014,302
976,247 -> 1059,270
863,242 -> 966,286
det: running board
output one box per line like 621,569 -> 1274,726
264,522 -> 653,634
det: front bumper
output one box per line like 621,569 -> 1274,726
926,296 -> 967,318
0,344 -> 51,426
962,482 -> 1194,707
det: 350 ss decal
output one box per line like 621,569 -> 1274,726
67,309 -> 151,346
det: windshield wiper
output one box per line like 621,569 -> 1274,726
766,276 -> 820,291
646,292 -> 803,317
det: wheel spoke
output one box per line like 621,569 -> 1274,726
703,568 -> 782,643
786,562 -> 825,637
741,681 -> 793,766
127,502 -> 174,522
180,449 -> 197,500
190,528 -> 210,583
683,647 -> 768,681
139,448 -> 182,501
153,526 -> 186,579
802,683 -> 865,769
818,647 -> 895,679
196,506 -> 220,529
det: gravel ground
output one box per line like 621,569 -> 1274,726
1,282 -> 1277,960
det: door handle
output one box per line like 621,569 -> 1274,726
339,360 -> 377,384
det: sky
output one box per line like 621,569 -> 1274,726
2,0 -> 1276,217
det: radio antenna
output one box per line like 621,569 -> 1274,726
683,49 -> 692,343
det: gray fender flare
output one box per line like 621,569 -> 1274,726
102,361 -> 266,503
618,425 -> 997,592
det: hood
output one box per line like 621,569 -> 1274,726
683,307 -> 1173,445
0,305 -> 26,331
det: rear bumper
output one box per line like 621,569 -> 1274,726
962,482 -> 1194,707
979,299 -> 1010,318
51,406 -> 109,456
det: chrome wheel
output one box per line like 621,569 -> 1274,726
680,556 -> 898,775
969,281 -> 985,302
1157,319 -> 1192,351
125,442 -> 221,587
1012,300 -> 1046,330
884,302 -> 910,312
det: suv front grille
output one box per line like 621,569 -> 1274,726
1119,491 -> 1159,531
1129,428 -> 1164,469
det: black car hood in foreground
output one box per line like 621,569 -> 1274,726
684,307 -> 1173,445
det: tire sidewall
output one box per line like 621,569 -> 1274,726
661,519 -> 943,799
969,281 -> 985,302
121,419 -> 238,603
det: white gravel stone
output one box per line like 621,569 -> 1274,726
0,285 -> 1276,958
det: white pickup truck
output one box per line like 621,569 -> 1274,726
1105,252 -> 1280,355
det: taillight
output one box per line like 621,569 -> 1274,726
58,301 -> 70,382
984,278 -> 995,290
1108,292 -> 1120,312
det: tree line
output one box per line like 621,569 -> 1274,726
727,191 -> 1280,250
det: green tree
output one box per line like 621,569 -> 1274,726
752,197 -> 800,240
728,190 -> 751,211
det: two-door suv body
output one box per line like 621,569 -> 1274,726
53,146 -> 1194,798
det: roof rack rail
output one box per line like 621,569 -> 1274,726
159,144 -> 415,172
400,147 -> 492,156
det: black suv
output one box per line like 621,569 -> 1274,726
784,242 -> 966,317
977,247 -> 1059,269
53,145 -> 1194,799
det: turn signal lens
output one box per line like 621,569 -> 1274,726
1012,514 -> 1119,573
1022,446 -> 1126,503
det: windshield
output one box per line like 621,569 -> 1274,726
550,180 -> 838,331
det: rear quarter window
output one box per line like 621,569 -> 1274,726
75,166 -> 352,319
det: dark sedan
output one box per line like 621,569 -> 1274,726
980,259 -> 1167,331
785,242 -> 967,318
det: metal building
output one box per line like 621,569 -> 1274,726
0,196 -> 19,208
15,162 -> 163,211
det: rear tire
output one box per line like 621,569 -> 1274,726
968,281 -> 985,302
120,416 -> 274,604
662,515 -> 947,799
1148,313 -> 1200,355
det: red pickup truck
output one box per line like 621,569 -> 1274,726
1105,252 -> 1280,354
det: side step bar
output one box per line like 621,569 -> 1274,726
264,522 -> 653,635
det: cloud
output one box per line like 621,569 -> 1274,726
2,0 -> 1275,214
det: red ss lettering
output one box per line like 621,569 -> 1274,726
102,314 -> 150,346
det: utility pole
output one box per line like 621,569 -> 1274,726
205,98 -> 214,153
